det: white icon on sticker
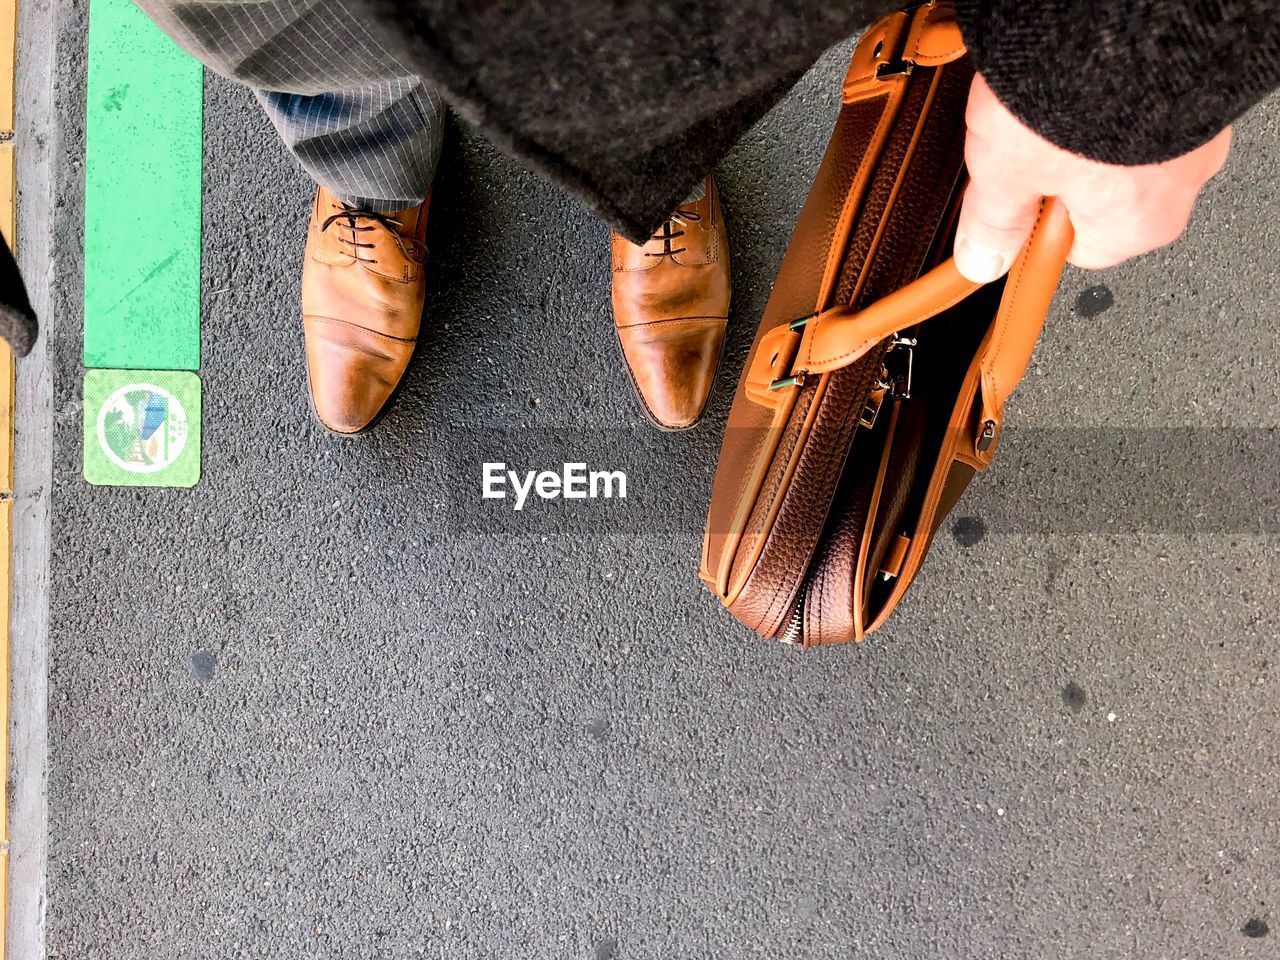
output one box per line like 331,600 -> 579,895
96,383 -> 190,474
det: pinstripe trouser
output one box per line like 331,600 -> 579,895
134,0 -> 445,212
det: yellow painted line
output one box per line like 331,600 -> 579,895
0,140 -> 12,247
0,340 -> 10,494
0,499 -> 9,843
0,0 -> 14,133
1,0 -> 15,947
2,0 -> 16,494
1,124 -> 13,497
0,851 -> 8,960
0,274 -> 11,489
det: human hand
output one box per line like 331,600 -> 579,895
954,73 -> 1233,283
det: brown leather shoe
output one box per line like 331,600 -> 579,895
611,175 -> 731,430
301,187 -> 430,435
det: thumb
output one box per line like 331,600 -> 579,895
954,176 -> 1042,283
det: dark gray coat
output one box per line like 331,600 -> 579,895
4,0 -> 1279,351
0,234 -> 36,358
352,0 -> 1280,242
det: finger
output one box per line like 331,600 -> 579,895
1066,237 -> 1136,271
1062,128 -> 1230,270
1065,190 -> 1197,269
954,175 -> 1043,283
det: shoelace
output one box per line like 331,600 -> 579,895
644,207 -> 702,259
320,204 -> 414,265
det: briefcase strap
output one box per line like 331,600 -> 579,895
747,199 -> 1073,456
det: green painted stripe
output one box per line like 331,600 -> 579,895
83,0 -> 203,371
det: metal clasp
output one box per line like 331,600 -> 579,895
976,419 -> 997,452
859,384 -> 889,430
768,372 -> 807,391
858,335 -> 917,431
875,58 -> 916,80
885,335 -> 916,400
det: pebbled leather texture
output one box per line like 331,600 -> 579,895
701,1 -> 1071,646
700,89 -> 897,600
724,6 -> 970,639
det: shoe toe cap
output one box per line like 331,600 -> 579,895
620,318 -> 726,430
304,317 -> 412,434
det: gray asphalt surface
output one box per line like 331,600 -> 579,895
40,5 -> 1280,958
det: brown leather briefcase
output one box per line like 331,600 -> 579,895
700,1 -> 1074,646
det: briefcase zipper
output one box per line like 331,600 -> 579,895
777,596 -> 806,646
858,334 -> 916,431
774,334 -> 916,648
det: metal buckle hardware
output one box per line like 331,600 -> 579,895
768,372 -> 807,391
858,335 -> 916,431
859,383 -> 889,430
976,419 -> 997,452
875,58 -> 916,80
787,311 -> 819,332
760,312 -> 820,390
885,335 -> 916,400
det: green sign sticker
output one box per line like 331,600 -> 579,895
83,369 -> 202,488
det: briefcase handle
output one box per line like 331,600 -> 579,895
754,198 -> 1073,454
